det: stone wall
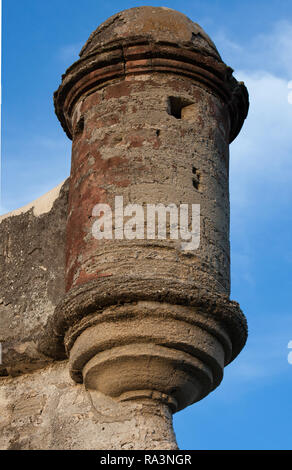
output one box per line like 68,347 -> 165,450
0,181 -> 177,450
0,362 -> 177,450
0,180 -> 68,377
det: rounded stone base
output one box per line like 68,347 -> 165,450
67,301 -> 232,412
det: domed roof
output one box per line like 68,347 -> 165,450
54,6 -> 248,143
80,6 -> 221,60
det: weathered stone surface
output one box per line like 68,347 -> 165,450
0,6 -> 249,450
79,6 -> 220,59
48,7 -> 248,407
0,180 -> 69,376
0,362 -> 177,450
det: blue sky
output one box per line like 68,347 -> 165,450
2,0 -> 292,450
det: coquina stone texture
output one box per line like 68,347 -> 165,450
0,6 -> 249,449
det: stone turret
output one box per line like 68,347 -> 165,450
38,6 -> 249,448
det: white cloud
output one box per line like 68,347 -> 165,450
255,21 -> 292,77
230,71 -> 292,210
214,22 -> 292,299
229,70 -> 292,287
208,22 -> 292,214
215,20 -> 292,78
